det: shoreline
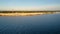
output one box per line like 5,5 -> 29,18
0,11 -> 59,16
0,12 -> 57,16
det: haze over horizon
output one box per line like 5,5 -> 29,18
0,0 -> 60,11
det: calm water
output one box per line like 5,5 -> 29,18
0,14 -> 60,34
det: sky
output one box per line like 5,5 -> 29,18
0,0 -> 60,11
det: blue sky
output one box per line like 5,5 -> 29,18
0,0 -> 60,11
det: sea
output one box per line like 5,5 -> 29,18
0,14 -> 60,34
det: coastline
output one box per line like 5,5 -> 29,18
0,11 -> 57,16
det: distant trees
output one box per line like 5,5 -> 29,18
0,11 -> 56,13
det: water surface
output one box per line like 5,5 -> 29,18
0,14 -> 60,34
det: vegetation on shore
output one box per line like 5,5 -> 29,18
0,11 -> 57,13
0,11 -> 59,16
